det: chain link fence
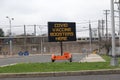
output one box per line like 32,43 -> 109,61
0,24 -> 99,56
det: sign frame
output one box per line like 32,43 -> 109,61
48,22 -> 76,42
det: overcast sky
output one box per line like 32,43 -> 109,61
0,0 -> 113,36
0,0 -> 110,25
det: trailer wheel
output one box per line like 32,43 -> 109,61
52,59 -> 55,62
69,57 -> 72,62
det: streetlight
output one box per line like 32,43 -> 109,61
6,16 -> 14,55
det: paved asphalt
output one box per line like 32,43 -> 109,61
0,53 -> 120,80
0,74 -> 120,80
0,53 -> 87,66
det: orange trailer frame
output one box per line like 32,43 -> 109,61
51,52 -> 72,62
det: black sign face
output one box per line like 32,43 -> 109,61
48,22 -> 76,42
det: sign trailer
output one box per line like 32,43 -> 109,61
48,22 -> 76,62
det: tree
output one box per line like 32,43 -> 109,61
0,28 -> 4,37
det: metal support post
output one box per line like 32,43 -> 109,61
110,0 -> 118,66
98,20 -> 101,54
89,21 -> 92,53
24,25 -> 27,51
34,25 -> 36,36
60,41 -> 63,56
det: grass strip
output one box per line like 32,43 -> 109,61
0,55 -> 119,73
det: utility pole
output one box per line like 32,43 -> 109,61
101,20 -> 105,37
110,0 -> 118,66
89,21 -> 92,53
104,10 -> 110,40
118,0 -> 120,47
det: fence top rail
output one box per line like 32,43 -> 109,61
0,36 -> 48,39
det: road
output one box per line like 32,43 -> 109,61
0,74 -> 120,80
0,53 -> 87,66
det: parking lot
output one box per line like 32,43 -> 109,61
0,53 -> 87,66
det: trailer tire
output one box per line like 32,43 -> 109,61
52,59 -> 55,62
69,57 -> 72,62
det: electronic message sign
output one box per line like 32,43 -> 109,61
48,22 -> 76,42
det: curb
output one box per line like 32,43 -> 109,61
0,69 -> 120,78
